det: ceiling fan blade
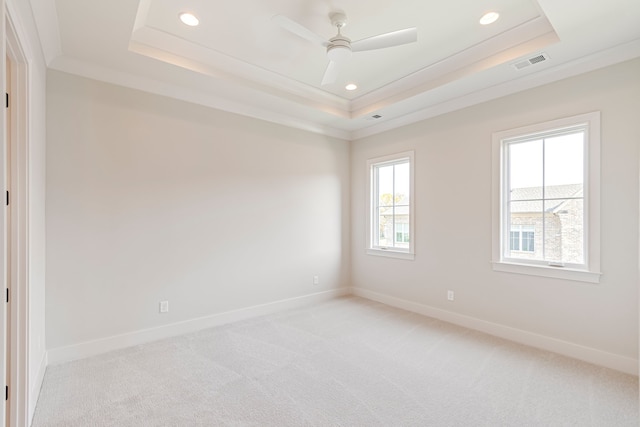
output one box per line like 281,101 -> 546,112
321,60 -> 341,86
351,27 -> 417,52
272,15 -> 329,48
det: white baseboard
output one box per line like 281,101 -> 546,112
29,351 -> 48,425
43,286 -> 638,375
47,288 -> 350,365
351,287 -> 638,376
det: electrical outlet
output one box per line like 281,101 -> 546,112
447,290 -> 455,301
159,300 -> 169,313
313,275 -> 319,285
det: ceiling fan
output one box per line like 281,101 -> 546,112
272,12 -> 417,86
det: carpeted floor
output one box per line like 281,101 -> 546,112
32,296 -> 638,426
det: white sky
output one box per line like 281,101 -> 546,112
378,162 -> 410,202
509,132 -> 584,189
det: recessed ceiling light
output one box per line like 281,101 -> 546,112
479,12 -> 499,25
345,83 -> 358,91
179,12 -> 199,27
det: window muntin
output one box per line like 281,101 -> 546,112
492,112 -> 601,283
367,152 -> 414,259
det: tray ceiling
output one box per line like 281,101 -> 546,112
30,0 -> 640,139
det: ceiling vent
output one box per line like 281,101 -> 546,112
512,53 -> 549,71
365,114 -> 383,121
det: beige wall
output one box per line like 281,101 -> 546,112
45,70 -> 350,349
45,58 -> 639,367
351,59 -> 640,360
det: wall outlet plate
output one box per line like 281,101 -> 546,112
159,300 -> 169,313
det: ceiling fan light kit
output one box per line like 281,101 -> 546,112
327,37 -> 352,62
273,11 -> 417,86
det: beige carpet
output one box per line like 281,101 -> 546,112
32,296 -> 638,426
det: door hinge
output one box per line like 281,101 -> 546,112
5,93 -> 8,109
5,385 -> 7,401
6,288 -> 8,303
6,191 -> 8,206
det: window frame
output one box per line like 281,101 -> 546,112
367,151 -> 415,260
491,112 -> 601,283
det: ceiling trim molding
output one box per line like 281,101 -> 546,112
25,0 -> 62,65
48,37 -> 640,142
350,15 -> 558,114
130,7 -> 560,123
128,32 -> 351,119
49,55 -> 352,141
130,5 -> 352,116
351,30 -> 559,120
351,38 -> 640,140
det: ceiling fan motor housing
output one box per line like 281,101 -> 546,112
327,35 -> 352,62
272,11 -> 418,85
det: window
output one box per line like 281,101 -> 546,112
509,225 -> 535,252
492,112 -> 601,283
396,223 -> 410,244
367,151 -> 414,259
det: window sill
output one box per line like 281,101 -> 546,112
367,248 -> 415,260
492,261 -> 601,283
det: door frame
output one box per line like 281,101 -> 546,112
3,5 -> 30,427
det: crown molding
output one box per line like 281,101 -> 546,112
49,55 -> 352,140
49,37 -> 640,142
25,0 -> 61,65
352,38 -> 640,140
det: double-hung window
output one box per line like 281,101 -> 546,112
367,151 -> 415,260
492,112 -> 601,282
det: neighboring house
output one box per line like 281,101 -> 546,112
509,184 -> 584,264
377,184 -> 585,260
378,193 -> 410,249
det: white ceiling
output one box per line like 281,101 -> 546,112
30,0 -> 640,140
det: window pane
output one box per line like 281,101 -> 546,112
495,113 -> 598,277
509,230 -> 520,251
509,200 -> 543,216
507,133 -> 585,264
394,222 -> 409,246
544,132 -> 584,187
544,199 -> 584,264
377,165 -> 394,206
369,153 -> 413,254
377,209 -> 393,247
509,201 -> 542,260
522,229 -> 535,252
394,162 -> 410,205
509,139 -> 543,199
394,205 -> 409,216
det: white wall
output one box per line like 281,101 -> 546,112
351,59 -> 640,368
46,70 -> 350,351
5,0 -> 48,421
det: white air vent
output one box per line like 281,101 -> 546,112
512,52 -> 550,70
